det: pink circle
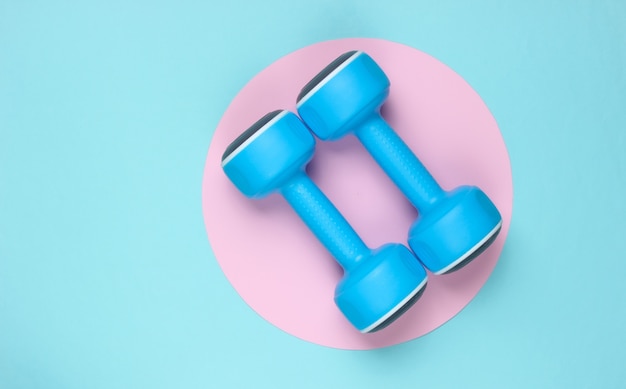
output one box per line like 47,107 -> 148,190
202,39 -> 513,350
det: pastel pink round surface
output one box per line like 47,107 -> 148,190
202,38 -> 513,350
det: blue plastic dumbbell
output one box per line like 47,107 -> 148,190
221,110 -> 428,333
296,51 -> 502,275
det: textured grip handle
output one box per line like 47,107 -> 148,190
281,172 -> 370,270
356,116 -> 444,211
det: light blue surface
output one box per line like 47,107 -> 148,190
1,0 -> 625,388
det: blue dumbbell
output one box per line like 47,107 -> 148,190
297,51 -> 502,275
221,110 -> 428,332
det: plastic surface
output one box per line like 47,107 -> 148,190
281,172 -> 369,271
297,51 -> 503,274
203,38 -> 513,349
221,110 -> 428,332
357,116 -> 444,211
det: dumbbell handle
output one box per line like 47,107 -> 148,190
281,172 -> 370,271
355,115 -> 445,212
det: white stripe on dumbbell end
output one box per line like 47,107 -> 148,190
296,51 -> 363,109
360,277 -> 427,334
221,110 -> 288,168
434,220 -> 503,275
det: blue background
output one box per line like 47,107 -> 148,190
1,0 -> 625,387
